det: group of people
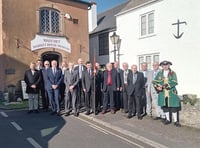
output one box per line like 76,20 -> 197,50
24,58 -> 181,127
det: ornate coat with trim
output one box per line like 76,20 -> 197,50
152,69 -> 180,107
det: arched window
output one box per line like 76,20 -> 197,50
40,8 -> 60,35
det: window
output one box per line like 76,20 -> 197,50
99,33 -> 109,56
140,11 -> 154,37
138,53 -> 159,70
40,8 -> 60,35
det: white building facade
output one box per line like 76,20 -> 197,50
116,0 -> 200,97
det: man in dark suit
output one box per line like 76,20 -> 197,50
114,61 -> 123,111
120,62 -> 131,113
82,61 -> 95,115
101,63 -> 120,114
24,62 -> 41,113
36,59 -> 46,110
74,58 -> 86,110
46,60 -> 62,116
127,64 -> 145,120
41,60 -> 50,111
64,62 -> 79,117
94,62 -> 103,113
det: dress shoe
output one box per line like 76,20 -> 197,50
56,112 -> 61,116
127,114 -> 132,119
85,111 -> 90,115
138,116 -> 143,120
174,121 -> 181,127
64,111 -> 70,116
27,110 -> 33,114
74,112 -> 79,117
101,110 -> 106,114
163,120 -> 171,125
111,109 -> 116,114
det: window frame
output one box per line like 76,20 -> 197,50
39,8 -> 61,35
139,11 -> 155,38
138,53 -> 159,70
98,32 -> 109,56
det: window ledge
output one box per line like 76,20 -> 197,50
139,33 -> 156,39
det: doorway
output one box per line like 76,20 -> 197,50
41,52 -> 61,67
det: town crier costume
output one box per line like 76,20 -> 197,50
152,60 -> 181,127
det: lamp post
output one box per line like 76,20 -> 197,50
110,32 -> 119,62
117,38 -> 121,66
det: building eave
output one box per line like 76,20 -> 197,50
116,0 -> 162,17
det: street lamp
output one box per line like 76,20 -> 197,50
117,38 -> 121,65
110,32 -> 119,62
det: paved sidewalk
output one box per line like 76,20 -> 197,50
80,111 -> 200,148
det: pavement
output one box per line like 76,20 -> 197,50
79,110 -> 200,148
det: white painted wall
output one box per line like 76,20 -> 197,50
116,0 -> 200,97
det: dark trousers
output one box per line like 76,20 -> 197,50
103,86 -> 115,111
114,91 -> 123,110
95,88 -> 102,111
84,90 -> 94,112
128,94 -> 141,117
59,82 -> 65,108
40,86 -> 47,109
122,85 -> 129,112
47,89 -> 60,113
77,80 -> 85,109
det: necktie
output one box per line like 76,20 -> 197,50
107,71 -> 112,85
133,73 -> 137,84
79,65 -> 82,78
53,68 -> 56,75
124,70 -> 128,84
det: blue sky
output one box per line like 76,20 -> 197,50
86,0 -> 128,13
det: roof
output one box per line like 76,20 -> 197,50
70,0 -> 92,7
117,0 -> 159,16
90,1 -> 129,35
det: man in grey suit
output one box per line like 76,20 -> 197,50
127,64 -> 145,120
46,60 -> 62,116
64,62 -> 79,117
147,62 -> 165,120
82,61 -> 94,115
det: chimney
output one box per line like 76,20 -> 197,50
88,1 -> 97,33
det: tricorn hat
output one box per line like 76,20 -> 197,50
159,60 -> 172,66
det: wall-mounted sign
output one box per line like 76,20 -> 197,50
31,34 -> 71,53
172,19 -> 187,39
21,80 -> 29,100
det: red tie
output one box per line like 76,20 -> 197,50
107,71 -> 112,85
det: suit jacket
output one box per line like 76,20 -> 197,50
102,69 -> 120,92
146,69 -> 160,93
127,71 -> 145,96
74,64 -> 87,79
46,67 -> 62,90
82,69 -> 95,92
24,69 -> 41,93
64,69 -> 79,92
115,68 -> 123,88
120,69 -> 132,92
95,70 -> 103,91
41,68 -> 48,90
